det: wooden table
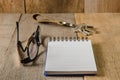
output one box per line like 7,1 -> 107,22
0,13 -> 120,80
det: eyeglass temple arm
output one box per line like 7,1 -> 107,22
16,22 -> 19,43
36,26 -> 41,45
16,22 -> 27,52
36,25 -> 40,32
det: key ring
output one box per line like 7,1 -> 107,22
33,14 -> 97,36
33,13 -> 76,28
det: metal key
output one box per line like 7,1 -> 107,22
74,23 -> 97,36
33,14 -> 97,36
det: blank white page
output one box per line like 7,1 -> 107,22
45,40 -> 97,74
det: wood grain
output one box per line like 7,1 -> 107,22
0,0 -> 120,13
0,0 -> 24,13
1,13 -> 120,80
85,0 -> 98,12
0,14 -> 21,24
75,13 -> 120,80
0,14 -> 83,80
0,14 -> 20,47
25,0 -> 84,13
85,0 -> 120,12
0,14 -> 21,80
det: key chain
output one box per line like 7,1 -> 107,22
33,14 -> 97,36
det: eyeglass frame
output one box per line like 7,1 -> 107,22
16,22 -> 41,64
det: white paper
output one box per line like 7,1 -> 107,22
45,40 -> 97,74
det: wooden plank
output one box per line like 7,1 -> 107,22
0,25 -> 16,47
4,14 -> 83,80
0,0 -> 25,13
0,14 -> 21,79
98,0 -> 120,12
0,14 -> 21,47
0,14 -> 20,47
19,13 -> 76,41
85,0 -> 98,12
75,13 -> 120,80
0,0 -> 120,13
25,0 -> 84,13
0,14 -> 21,25
85,0 -> 120,12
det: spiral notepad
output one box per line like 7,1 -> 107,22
45,37 -> 97,76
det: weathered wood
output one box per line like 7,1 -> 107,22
25,0 -> 84,13
0,0 -> 120,13
85,0 -> 120,12
1,13 -> 120,80
85,0 -> 98,12
0,14 -> 83,80
0,14 -> 20,47
0,14 -> 21,80
0,0 -> 24,13
0,14 -> 21,47
0,14 -> 21,24
75,13 -> 120,80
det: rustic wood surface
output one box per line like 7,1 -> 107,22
0,0 -> 120,13
25,0 -> 84,13
75,13 -> 120,80
0,13 -> 120,80
85,0 -> 120,12
85,0 -> 98,13
0,0 -> 24,13
0,14 -> 21,79
0,13 -> 83,80
0,14 -> 20,47
0,14 -> 21,25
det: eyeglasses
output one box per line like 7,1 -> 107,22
16,22 -> 41,64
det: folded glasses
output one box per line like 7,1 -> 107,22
16,22 -> 41,64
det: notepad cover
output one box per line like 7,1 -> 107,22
45,39 -> 97,75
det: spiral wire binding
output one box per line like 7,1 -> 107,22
49,37 -> 88,42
